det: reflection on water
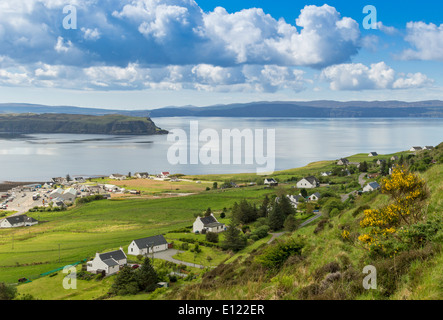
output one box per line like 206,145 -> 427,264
0,117 -> 442,181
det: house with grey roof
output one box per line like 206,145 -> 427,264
337,158 -> 350,166
128,235 -> 169,256
0,215 -> 39,228
193,214 -> 225,234
368,152 -> 378,157
86,248 -> 127,275
296,176 -> 320,189
363,182 -> 381,193
410,146 -> 423,152
308,192 -> 321,201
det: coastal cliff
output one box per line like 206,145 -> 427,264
0,113 -> 168,135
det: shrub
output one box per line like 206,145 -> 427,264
256,236 -> 305,269
205,232 -> 219,243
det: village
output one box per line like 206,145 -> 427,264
0,145 -> 437,285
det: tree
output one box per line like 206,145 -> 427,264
136,257 -> 159,292
300,188 -> 308,198
268,202 -> 285,231
222,222 -> 247,252
66,174 -> 72,182
205,207 -> 212,217
212,182 -> 218,190
220,211 -> 226,219
279,195 -> 296,217
110,266 -> 139,296
258,195 -> 270,218
284,215 -> 299,232
0,282 -> 17,300
359,161 -> 369,173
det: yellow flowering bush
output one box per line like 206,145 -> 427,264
358,166 -> 429,253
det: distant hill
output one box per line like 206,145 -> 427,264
1,100 -> 443,118
0,114 -> 168,135
148,100 -> 443,118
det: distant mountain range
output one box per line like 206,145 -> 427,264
1,100 -> 443,118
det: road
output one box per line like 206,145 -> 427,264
151,249 -> 206,269
298,213 -> 323,228
1,189 -> 49,217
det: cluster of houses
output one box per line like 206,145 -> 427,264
410,146 -> 434,152
87,213 -> 227,276
109,172 -> 171,181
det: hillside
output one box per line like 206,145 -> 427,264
1,101 -> 443,118
0,113 -> 168,135
1,143 -> 442,300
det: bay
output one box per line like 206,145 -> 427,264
0,117 -> 442,181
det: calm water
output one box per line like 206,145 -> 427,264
0,117 -> 442,181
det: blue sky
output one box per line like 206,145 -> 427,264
0,0 -> 442,110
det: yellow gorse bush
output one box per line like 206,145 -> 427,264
358,166 -> 428,250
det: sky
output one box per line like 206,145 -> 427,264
0,0 -> 442,110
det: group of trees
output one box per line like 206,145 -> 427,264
110,257 -> 158,296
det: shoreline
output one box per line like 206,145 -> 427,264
0,181 -> 44,193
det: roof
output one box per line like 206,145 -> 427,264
311,192 -> 321,198
368,182 -> 380,189
111,173 -> 125,177
102,258 -> 119,267
5,215 -> 38,225
304,176 -> 319,185
200,215 -> 218,226
205,222 -> 225,228
369,152 -> 378,155
133,235 -> 168,249
99,249 -> 126,262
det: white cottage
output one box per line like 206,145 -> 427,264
87,248 -> 127,275
296,176 -> 320,189
0,215 -> 39,228
193,214 -> 225,234
363,182 -> 381,193
128,235 -> 169,256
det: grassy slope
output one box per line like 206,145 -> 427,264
6,147 -> 442,300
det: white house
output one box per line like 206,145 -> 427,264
424,146 -> 434,150
296,176 -> 320,189
109,174 -> 127,180
160,172 -> 170,179
337,158 -> 349,166
321,171 -> 332,177
87,248 -> 127,276
368,152 -> 378,157
128,235 -> 169,256
135,172 -> 149,179
264,178 -> 278,186
193,214 -> 225,234
308,192 -> 321,201
287,194 -> 304,208
410,146 -> 423,152
0,215 -> 39,228
363,182 -> 381,193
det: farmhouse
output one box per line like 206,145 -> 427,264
337,158 -> 349,166
368,152 -> 378,157
0,215 -> 39,228
128,235 -> 169,256
321,171 -> 332,177
410,147 -> 423,152
391,156 -> 399,161
424,146 -> 434,150
296,176 -> 320,189
135,172 -> 149,179
109,174 -> 127,180
363,182 -> 381,193
87,248 -> 127,276
376,159 -> 386,166
160,172 -> 170,178
264,178 -> 278,186
193,214 -> 225,234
